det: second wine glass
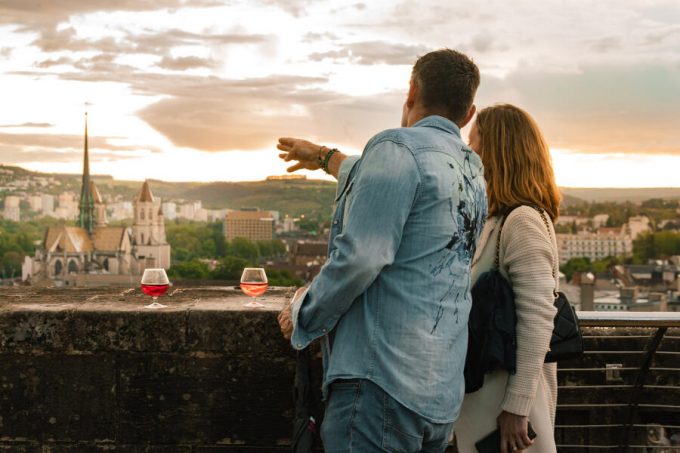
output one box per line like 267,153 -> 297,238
240,267 -> 268,308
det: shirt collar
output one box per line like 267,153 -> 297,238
412,115 -> 461,137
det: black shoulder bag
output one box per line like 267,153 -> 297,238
464,208 -> 519,394
531,206 -> 584,363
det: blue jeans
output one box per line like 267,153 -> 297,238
321,379 -> 453,453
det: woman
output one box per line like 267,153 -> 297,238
276,103 -> 560,453
456,104 -> 560,453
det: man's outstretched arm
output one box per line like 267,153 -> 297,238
288,139 -> 420,349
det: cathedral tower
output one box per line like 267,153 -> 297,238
77,112 -> 95,235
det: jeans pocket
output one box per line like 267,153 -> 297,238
321,380 -> 362,449
382,394 -> 422,452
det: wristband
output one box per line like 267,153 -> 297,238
317,146 -> 328,168
322,148 -> 338,173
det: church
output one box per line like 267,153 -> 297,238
22,114 -> 171,285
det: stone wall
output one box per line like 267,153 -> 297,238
2,287 -> 679,452
0,286 -> 302,452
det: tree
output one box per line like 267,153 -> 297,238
560,257 -> 592,282
211,256 -> 250,281
167,259 -> 210,279
225,237 -> 260,261
266,269 -> 303,287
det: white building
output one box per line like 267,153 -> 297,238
162,202 -> 177,220
41,194 -> 54,215
625,215 -> 651,239
556,216 -> 590,227
55,192 -> 78,220
27,195 -> 43,212
177,201 -> 202,220
109,201 -> 133,221
592,214 -> 610,229
206,208 -> 230,223
557,232 -> 633,264
2,195 -> 21,221
278,216 -> 299,233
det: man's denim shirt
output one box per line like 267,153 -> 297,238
291,115 -> 487,423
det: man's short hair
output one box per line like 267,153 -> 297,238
412,49 -> 480,124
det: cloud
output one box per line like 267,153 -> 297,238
0,1 -> 221,30
0,147 -> 135,164
309,41 -> 430,65
643,26 -> 680,45
0,132 -> 158,153
0,122 -> 53,128
477,63 -> 680,154
301,32 -> 341,43
157,56 -> 214,70
29,25 -> 270,56
589,36 -> 622,53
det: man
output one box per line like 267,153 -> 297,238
278,49 -> 487,452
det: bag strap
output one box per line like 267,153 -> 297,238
528,205 -> 560,296
493,205 -> 522,269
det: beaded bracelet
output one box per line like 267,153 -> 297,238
322,148 -> 338,173
317,146 -> 328,168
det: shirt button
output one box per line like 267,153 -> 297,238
333,220 -> 338,225
296,344 -> 302,348
322,328 -> 327,333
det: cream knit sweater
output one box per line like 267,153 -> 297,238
471,205 -> 559,423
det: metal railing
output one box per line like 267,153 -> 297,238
555,311 -> 680,452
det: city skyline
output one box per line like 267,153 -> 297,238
0,0 -> 679,187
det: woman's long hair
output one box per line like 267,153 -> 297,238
475,104 -> 561,222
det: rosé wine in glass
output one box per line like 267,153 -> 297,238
141,268 -> 170,309
141,283 -> 170,298
240,268 -> 268,308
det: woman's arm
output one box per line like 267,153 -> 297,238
277,137 -> 348,180
498,207 -> 558,453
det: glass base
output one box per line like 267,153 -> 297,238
144,301 -> 167,309
244,299 -> 265,308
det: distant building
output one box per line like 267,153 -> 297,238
109,201 -> 134,221
592,214 -> 610,229
178,201 -> 202,220
41,194 -> 54,215
625,215 -> 651,239
131,181 -> 171,270
22,114 -> 171,285
266,175 -> 306,181
2,195 -> 21,221
224,210 -> 274,241
278,216 -> 298,233
162,202 -> 177,220
291,240 -> 328,267
27,195 -> 43,212
205,208 -> 230,223
557,232 -> 633,264
556,216 -> 590,227
55,192 -> 78,220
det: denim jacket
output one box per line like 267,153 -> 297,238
291,115 -> 487,423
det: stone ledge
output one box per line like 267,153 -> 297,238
0,287 -> 294,354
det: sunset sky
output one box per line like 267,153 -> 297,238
0,0 -> 679,187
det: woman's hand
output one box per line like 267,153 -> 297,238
497,411 -> 534,453
277,137 -> 323,172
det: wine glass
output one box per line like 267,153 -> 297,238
141,268 -> 170,309
240,267 -> 268,308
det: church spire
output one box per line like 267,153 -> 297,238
77,111 -> 95,235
